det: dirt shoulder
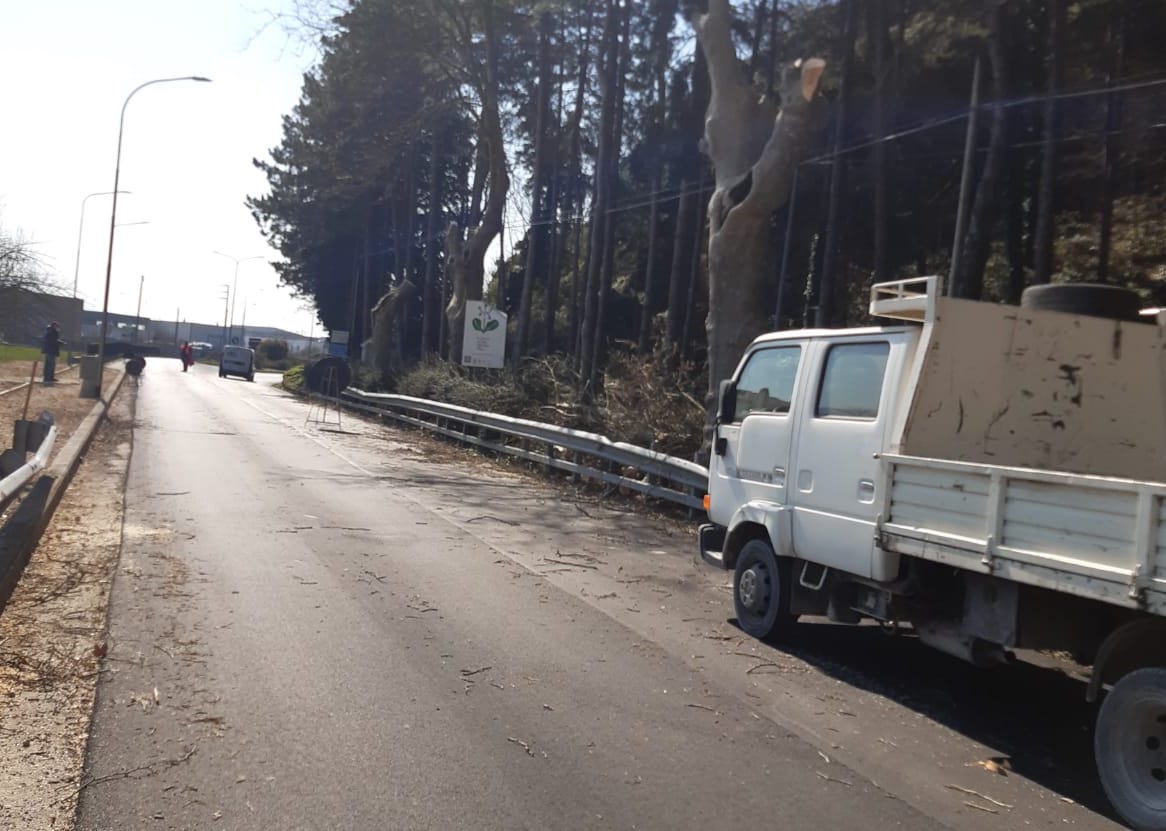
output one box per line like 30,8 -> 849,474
0,387 -> 133,830
0,366 -> 119,444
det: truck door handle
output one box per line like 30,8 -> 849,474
857,479 -> 876,503
772,467 -> 786,486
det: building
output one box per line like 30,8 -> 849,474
0,289 -> 83,348
79,309 -> 321,355
80,310 -> 150,347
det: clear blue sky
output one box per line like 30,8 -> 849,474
1,0 -> 319,334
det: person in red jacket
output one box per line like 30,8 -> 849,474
180,342 -> 193,372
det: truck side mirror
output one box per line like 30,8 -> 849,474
718,379 -> 737,425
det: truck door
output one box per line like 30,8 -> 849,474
789,339 -> 894,578
709,343 -> 805,551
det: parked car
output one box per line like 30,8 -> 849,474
219,345 -> 255,382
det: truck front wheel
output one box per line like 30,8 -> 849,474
733,539 -> 797,640
1096,667 -> 1166,830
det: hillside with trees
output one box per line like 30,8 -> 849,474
251,0 -> 1166,454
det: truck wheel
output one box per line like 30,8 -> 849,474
733,539 -> 796,640
1096,667 -> 1166,831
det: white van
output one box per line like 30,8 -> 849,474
219,346 -> 255,382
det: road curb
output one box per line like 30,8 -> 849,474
0,367 -> 128,615
38,369 -> 129,534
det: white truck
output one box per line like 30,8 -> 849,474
699,276 -> 1166,830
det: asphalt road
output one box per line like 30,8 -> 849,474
75,362 -> 1123,830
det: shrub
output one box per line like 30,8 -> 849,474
598,344 -> 707,458
281,364 -> 305,392
258,339 -> 289,362
391,350 -> 706,457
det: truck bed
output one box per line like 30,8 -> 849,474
878,453 -> 1166,615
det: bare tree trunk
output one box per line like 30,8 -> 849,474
515,12 -> 554,367
1032,0 -> 1065,285
562,12 -> 593,363
816,0 -> 856,327
1005,112 -> 1027,304
693,0 -> 825,417
567,201 -> 587,362
445,0 -> 509,363
953,4 -> 1008,300
588,0 -> 631,392
1099,10 -> 1125,283
871,0 -> 890,282
682,170 -> 708,358
578,0 -> 619,393
405,167 -> 421,358
637,3 -> 674,355
495,223 -> 507,313
637,180 -> 662,353
542,52 -> 566,355
748,0 -> 769,79
422,133 -> 443,355
665,182 -> 692,349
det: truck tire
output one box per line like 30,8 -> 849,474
1021,283 -> 1145,323
1095,667 -> 1166,830
732,539 -> 797,640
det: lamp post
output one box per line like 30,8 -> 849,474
72,190 -> 130,298
212,251 -> 264,347
220,284 -> 231,350
96,75 -> 211,397
132,275 -> 145,344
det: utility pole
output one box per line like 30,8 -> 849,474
174,307 -> 180,345
949,56 -> 982,297
220,284 -> 230,350
133,275 -> 145,344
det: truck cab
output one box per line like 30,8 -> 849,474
705,326 -> 917,582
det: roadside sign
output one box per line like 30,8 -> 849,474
462,301 -> 506,369
329,329 -> 349,358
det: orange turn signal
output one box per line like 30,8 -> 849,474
702,494 -> 711,511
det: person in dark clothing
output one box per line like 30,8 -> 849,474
42,322 -> 61,383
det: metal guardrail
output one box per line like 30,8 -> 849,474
0,421 -> 57,513
334,388 -> 710,510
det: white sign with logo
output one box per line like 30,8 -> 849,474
461,301 -> 506,369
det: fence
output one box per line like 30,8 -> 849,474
334,388 -> 710,511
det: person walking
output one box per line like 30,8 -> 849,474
180,341 -> 193,372
42,321 -> 61,383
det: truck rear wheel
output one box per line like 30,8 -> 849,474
1096,667 -> 1166,830
733,539 -> 796,640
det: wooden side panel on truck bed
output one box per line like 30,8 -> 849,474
879,453 -> 1166,616
895,297 -> 1166,482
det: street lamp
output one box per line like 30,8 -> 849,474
72,190 -> 130,298
219,284 -> 231,349
96,74 -> 211,397
212,251 -> 264,346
